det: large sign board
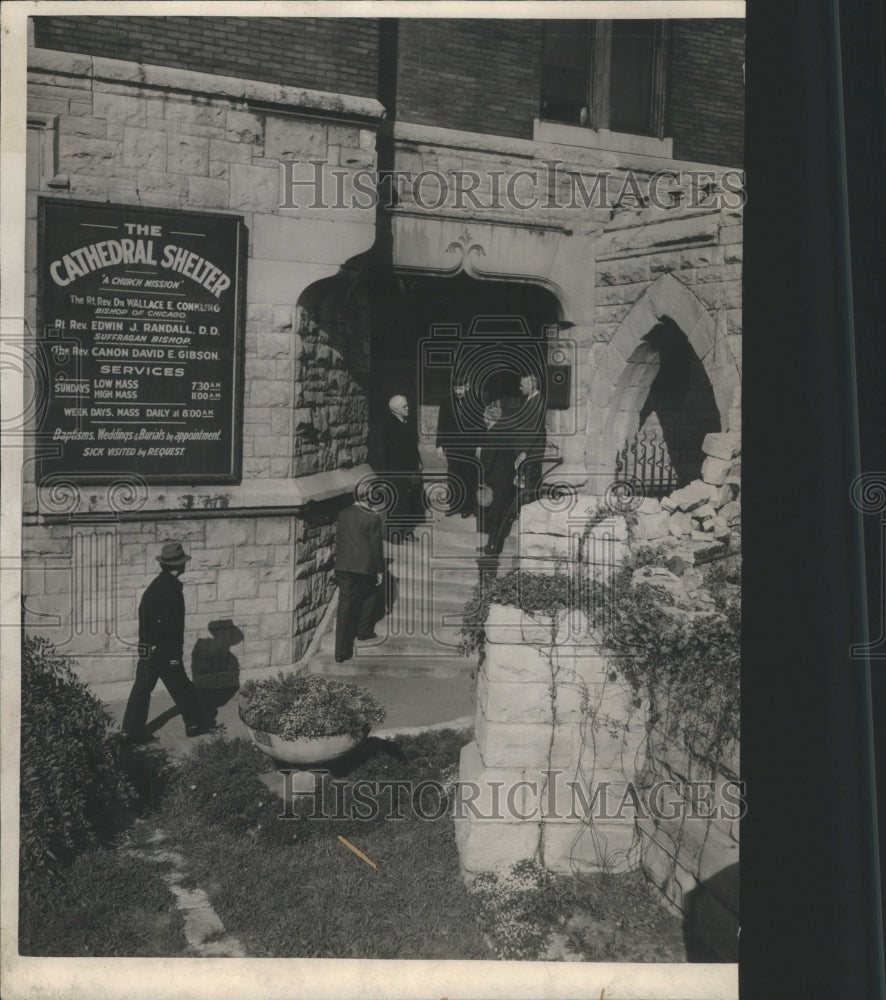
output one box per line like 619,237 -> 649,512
37,199 -> 247,484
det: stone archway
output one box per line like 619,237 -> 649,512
585,273 -> 741,480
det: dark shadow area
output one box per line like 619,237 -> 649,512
368,273 -> 559,469
682,861 -> 739,962
191,619 -> 243,724
273,735 -> 410,779
638,319 -> 721,486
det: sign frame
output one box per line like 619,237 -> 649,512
36,197 -> 248,486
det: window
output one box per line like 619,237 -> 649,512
541,20 -> 668,139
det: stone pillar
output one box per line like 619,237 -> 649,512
454,603 -> 645,876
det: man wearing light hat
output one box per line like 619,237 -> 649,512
121,541 -> 213,741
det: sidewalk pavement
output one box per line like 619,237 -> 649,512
103,671 -> 475,762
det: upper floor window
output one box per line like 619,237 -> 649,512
541,20 -> 668,139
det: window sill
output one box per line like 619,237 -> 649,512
533,119 -> 674,159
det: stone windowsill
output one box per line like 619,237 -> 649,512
25,464 -> 374,519
533,119 -> 674,160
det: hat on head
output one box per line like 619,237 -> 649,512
157,541 -> 191,567
208,619 -> 244,644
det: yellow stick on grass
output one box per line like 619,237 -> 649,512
337,834 -> 377,870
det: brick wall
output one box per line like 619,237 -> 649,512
35,16 -> 743,165
33,17 -> 379,99
395,19 -> 542,140
668,20 -> 745,166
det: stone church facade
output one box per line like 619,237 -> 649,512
22,16 -> 744,695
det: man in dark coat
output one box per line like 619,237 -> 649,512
435,376 -> 483,517
122,541 -> 213,741
514,372 -> 547,503
382,394 -> 423,539
334,479 -> 385,662
476,403 -> 521,556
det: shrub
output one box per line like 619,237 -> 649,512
20,636 -> 136,884
239,672 -> 386,740
458,570 -> 581,664
600,553 -> 741,767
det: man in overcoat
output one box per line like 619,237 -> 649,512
334,479 -> 385,662
476,404 -> 521,556
122,541 -> 213,741
382,394 -> 424,538
435,375 -> 484,517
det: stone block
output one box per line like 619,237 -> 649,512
58,135 -> 119,172
543,820 -> 638,874
226,109 -> 264,144
234,545 -> 275,568
233,597 -> 279,617
633,511 -> 670,540
259,612 -> 291,639
209,138 -> 253,164
256,519 -> 291,545
229,162 -> 279,212
122,126 -> 166,170
205,519 -> 254,548
701,456 -> 731,486
188,547 -> 233,570
164,100 -> 226,128
483,639 -> 553,684
668,512 -> 692,537
256,332 -> 295,359
217,569 -> 258,601
188,176 -> 229,209
167,135 -> 209,175
475,709 -> 578,770
478,671 -> 587,726
93,91 -> 144,122
454,814 -> 540,874
701,432 -> 741,461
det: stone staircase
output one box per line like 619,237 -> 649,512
311,455 -> 519,679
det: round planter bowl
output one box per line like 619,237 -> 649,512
243,725 -> 365,765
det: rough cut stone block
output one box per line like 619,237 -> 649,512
205,519 -> 254,548
217,570 -> 259,601
93,91 -> 144,122
484,639 -> 551,684
544,820 -> 637,874
475,709 -> 577,770
701,432 -> 741,461
167,134 -> 209,175
229,162 -> 279,212
188,176 -> 228,208
701,456 -> 731,486
669,512 -> 692,537
633,511 -> 669,540
122,127 -> 167,170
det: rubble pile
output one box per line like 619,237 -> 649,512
630,431 -> 741,550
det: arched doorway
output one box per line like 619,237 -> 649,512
586,273 -> 740,488
368,272 -> 561,468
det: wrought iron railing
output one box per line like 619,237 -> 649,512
615,428 -> 679,499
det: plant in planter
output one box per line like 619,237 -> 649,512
238,672 -> 386,765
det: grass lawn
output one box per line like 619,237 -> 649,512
19,847 -> 187,956
150,730 -> 688,961
150,730 -> 495,959
18,729 -> 689,960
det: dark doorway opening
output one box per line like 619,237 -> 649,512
368,272 -> 560,466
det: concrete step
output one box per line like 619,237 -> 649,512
311,651 -> 474,679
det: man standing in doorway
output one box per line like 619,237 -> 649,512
514,372 -> 547,504
435,375 -> 483,517
122,541 -> 213,742
334,479 -> 385,663
382,394 -> 424,540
